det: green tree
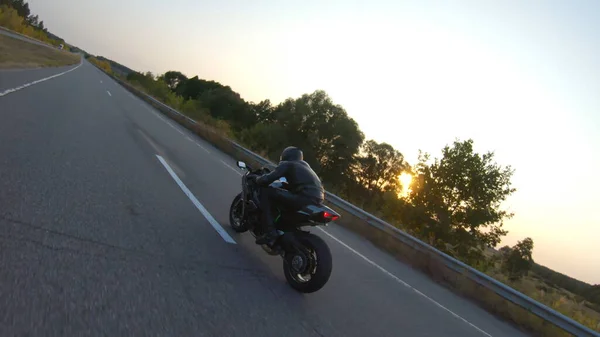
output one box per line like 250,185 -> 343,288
406,139 -> 516,262
176,76 -> 223,100
198,87 -> 255,130
0,0 -> 29,18
162,71 -> 188,91
501,237 -> 534,281
240,122 -> 288,158
0,5 -> 24,30
250,99 -> 274,124
271,90 -> 364,186
25,12 -> 35,25
352,140 -> 408,197
378,190 -> 412,225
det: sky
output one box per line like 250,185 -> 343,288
28,0 -> 600,284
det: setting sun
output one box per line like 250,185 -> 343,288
398,172 -> 413,197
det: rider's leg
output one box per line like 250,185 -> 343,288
256,187 -> 311,245
258,186 -> 275,233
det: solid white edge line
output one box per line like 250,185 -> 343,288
0,61 -> 83,97
168,122 -> 185,135
316,227 -> 493,337
138,101 -> 214,155
155,155 -> 236,244
220,160 -> 243,176
144,106 -> 167,122
142,105 -> 211,154
195,142 -> 210,153
144,106 -> 186,136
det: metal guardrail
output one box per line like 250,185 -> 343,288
0,26 -> 57,49
109,73 -> 599,337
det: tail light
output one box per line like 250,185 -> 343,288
322,211 -> 339,221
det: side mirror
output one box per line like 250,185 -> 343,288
237,161 -> 247,169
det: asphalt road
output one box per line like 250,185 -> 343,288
0,60 -> 531,337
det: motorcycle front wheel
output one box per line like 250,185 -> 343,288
229,193 -> 248,233
283,232 -> 332,293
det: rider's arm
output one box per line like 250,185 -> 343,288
256,162 -> 290,186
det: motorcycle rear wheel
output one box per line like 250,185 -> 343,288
283,232 -> 332,293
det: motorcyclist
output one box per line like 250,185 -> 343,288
251,146 -> 325,245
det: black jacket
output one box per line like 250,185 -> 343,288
256,160 -> 325,202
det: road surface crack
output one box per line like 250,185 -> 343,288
0,216 -> 268,275
313,327 -> 327,337
0,233 -> 106,259
0,215 -> 161,259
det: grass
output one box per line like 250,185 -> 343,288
489,270 -> 600,332
0,34 -> 79,69
91,63 -> 600,337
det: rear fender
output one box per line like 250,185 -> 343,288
279,231 -> 311,256
297,204 -> 341,223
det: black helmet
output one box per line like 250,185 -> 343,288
280,146 -> 303,161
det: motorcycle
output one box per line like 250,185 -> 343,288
228,160 -> 340,293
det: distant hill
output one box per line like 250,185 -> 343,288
532,263 -> 593,294
485,245 -> 599,308
46,31 -> 64,43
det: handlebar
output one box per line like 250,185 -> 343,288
248,167 -> 270,175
